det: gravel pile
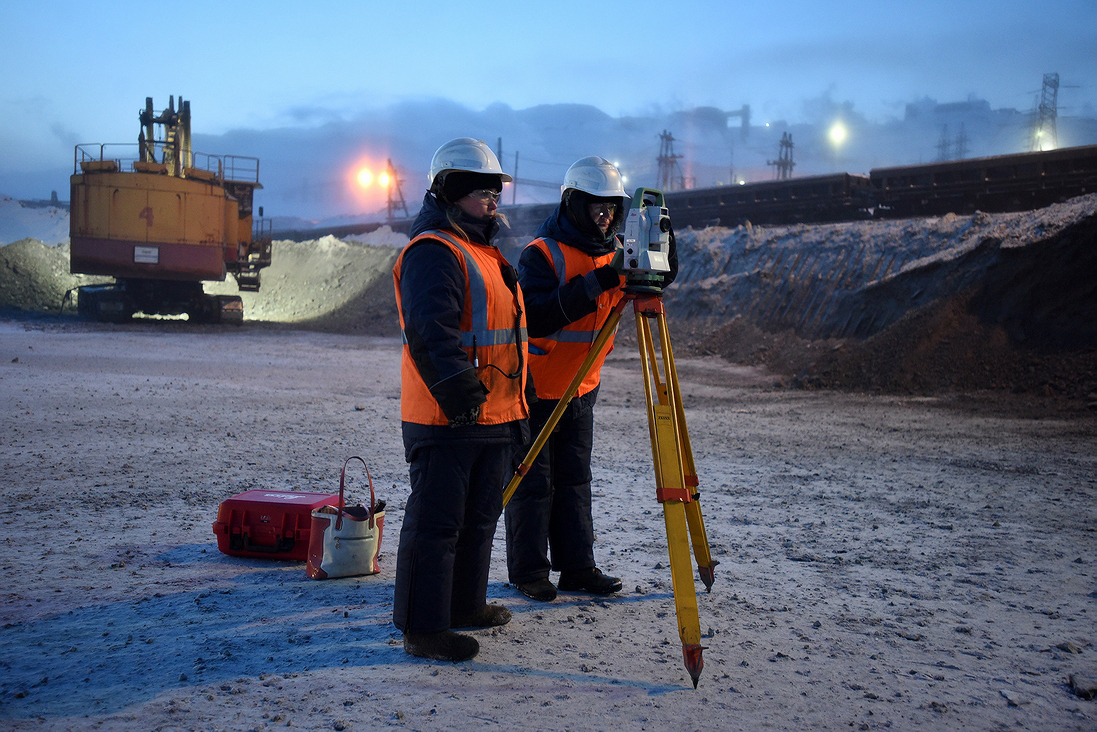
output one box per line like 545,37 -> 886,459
4,194 -> 1095,405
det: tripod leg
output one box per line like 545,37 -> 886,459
653,310 -> 719,591
664,500 -> 704,686
634,303 -> 704,687
503,298 -> 628,508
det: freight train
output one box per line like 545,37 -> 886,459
304,144 -> 1097,241
658,144 -> 1097,230
295,144 -> 1097,243
69,97 -> 272,323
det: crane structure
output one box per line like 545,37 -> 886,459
1031,72 -> 1060,151
657,130 -> 687,192
385,158 -> 409,221
767,132 -> 795,180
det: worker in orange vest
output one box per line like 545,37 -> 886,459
392,138 -> 530,661
505,157 -> 676,602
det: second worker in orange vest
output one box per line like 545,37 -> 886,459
505,157 -> 677,602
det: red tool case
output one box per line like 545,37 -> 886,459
212,490 -> 340,560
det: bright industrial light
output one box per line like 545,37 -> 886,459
828,122 -> 848,147
378,171 -> 391,187
356,168 -> 374,188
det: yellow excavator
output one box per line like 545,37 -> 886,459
69,96 -> 272,323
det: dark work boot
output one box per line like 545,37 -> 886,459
558,567 -> 622,595
515,577 -> 557,602
403,630 -> 479,661
451,604 -> 512,629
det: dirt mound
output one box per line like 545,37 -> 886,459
0,238 -> 108,315
205,232 -> 401,331
678,195 -> 1097,407
803,289 -> 1097,401
4,196 -> 1096,405
700,284 -> 1097,409
687,316 -> 842,379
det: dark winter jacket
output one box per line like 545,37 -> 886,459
518,206 -> 679,338
398,192 -> 527,445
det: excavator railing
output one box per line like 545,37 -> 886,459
74,143 -> 259,184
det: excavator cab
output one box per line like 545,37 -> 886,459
69,96 -> 272,323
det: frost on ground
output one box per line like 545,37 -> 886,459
1,194 -> 1095,730
0,326 -> 1094,731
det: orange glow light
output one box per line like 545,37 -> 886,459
347,155 -> 395,212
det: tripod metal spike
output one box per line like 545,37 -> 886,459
503,291 -> 716,688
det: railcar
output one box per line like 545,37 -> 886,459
869,144 -> 1097,217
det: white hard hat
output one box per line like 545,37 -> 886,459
561,156 -> 629,199
428,138 -> 512,185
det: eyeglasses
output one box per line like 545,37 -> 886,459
589,202 -> 617,218
468,189 -> 502,203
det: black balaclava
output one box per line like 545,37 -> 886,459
563,189 -> 625,243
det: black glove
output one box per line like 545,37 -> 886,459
593,264 -> 621,292
448,405 -> 481,427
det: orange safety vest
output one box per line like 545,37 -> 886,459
526,237 -> 624,400
393,229 -> 529,426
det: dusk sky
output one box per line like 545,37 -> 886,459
1,0 -> 1094,205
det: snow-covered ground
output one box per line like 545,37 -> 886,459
0,324 -> 1094,730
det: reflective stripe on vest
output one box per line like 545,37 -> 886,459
395,228 -> 529,425
536,238 -> 607,345
533,238 -> 614,346
527,237 -> 621,400
406,230 -> 527,348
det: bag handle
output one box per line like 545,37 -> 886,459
337,456 -> 377,531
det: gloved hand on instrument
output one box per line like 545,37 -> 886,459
591,248 -> 626,293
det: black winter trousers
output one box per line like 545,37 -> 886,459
504,388 -> 598,584
392,424 -> 518,634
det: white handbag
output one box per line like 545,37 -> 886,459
305,456 -> 385,579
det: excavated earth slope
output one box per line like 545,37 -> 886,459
662,194 -> 1097,406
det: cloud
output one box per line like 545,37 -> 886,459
50,123 -> 82,152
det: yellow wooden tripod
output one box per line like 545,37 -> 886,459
503,290 -> 718,688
